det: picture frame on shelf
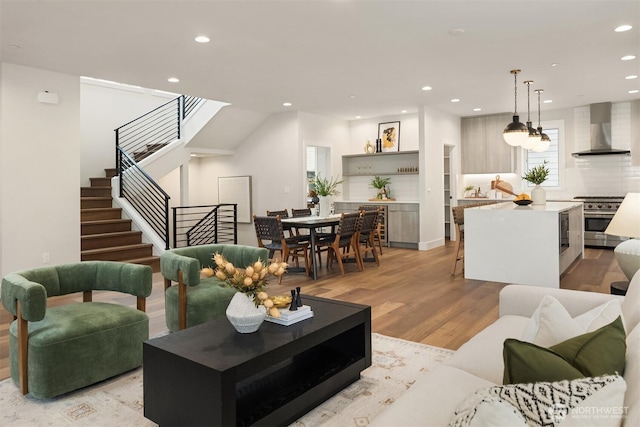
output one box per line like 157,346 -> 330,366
378,121 -> 400,152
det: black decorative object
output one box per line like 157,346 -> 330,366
296,286 -> 303,307
375,138 -> 382,153
289,289 -> 298,311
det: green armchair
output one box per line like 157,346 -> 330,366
160,244 -> 269,332
1,261 -> 152,399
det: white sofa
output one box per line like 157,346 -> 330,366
372,271 -> 640,427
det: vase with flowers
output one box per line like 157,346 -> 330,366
311,174 -> 343,217
212,253 -> 288,333
522,161 -> 550,205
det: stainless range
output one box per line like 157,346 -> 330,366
573,196 -> 629,248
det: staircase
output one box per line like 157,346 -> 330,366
81,168 -> 160,272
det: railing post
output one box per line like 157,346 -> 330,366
234,205 -> 238,244
214,207 -> 219,243
177,96 -> 182,140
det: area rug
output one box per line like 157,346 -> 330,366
0,333 -> 454,426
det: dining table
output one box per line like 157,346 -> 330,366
281,214 -> 341,280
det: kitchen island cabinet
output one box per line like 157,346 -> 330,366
464,202 -> 583,287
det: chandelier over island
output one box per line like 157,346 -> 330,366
502,69 -> 529,147
502,69 -> 551,153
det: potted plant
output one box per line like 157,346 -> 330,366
371,176 -> 391,199
522,161 -> 549,205
311,174 -> 343,216
463,185 -> 475,198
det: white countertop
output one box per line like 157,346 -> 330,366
335,200 -> 419,204
468,201 -> 583,213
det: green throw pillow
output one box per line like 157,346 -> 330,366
503,316 -> 626,384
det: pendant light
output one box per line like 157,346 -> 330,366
503,69 -> 529,146
520,80 -> 541,149
532,89 -> 551,152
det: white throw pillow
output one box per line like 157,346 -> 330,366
522,295 -> 623,347
448,375 -> 626,427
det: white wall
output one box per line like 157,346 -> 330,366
419,106 -> 460,250
1,63 -> 80,275
80,81 -> 174,186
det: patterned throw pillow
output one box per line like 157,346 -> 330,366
449,375 -> 626,427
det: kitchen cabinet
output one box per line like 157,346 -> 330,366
342,151 -> 419,177
387,203 -> 419,249
461,114 -> 515,174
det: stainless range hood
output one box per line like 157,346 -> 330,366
572,102 -> 631,157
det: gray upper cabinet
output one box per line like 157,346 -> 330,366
461,114 -> 515,174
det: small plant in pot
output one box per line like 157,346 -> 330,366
371,176 -> 391,199
522,161 -> 550,185
311,174 -> 343,197
311,174 -> 343,216
522,161 -> 550,205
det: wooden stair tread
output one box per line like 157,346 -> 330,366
81,230 -> 142,240
81,243 -> 153,255
81,218 -> 131,224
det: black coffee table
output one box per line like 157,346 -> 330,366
143,295 -> 372,426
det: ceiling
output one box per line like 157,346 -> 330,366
1,0 -> 639,121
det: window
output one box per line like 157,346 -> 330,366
525,127 -> 560,188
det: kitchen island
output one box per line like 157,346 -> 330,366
464,201 -> 583,287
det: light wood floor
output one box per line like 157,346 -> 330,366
0,242 -> 626,382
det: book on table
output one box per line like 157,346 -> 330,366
265,305 -> 313,326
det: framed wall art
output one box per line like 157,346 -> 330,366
378,121 -> 400,152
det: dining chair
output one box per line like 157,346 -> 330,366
316,212 -> 363,276
357,209 -> 380,268
266,209 -> 294,237
292,207 -> 332,266
358,205 -> 384,255
253,215 -> 310,280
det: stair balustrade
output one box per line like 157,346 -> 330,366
172,204 -> 238,248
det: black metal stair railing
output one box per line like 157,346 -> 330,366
117,147 -> 171,249
182,95 -> 205,119
172,204 -> 238,248
113,94 -> 208,249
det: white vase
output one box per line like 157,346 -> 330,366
531,185 -> 546,205
319,197 -> 331,217
225,292 -> 266,333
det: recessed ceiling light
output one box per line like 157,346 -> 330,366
283,102 -> 292,107
625,75 -> 638,80
473,108 -> 482,112
421,86 -> 432,91
615,25 -> 633,32
629,89 -> 640,94
551,63 -> 559,67
349,95 -> 356,99
8,44 -> 20,49
449,28 -> 465,36
543,100 -> 553,104
168,77 -> 179,83
451,98 -> 460,103
195,35 -> 210,43
401,110 -> 407,113
621,55 -> 636,61
355,115 -> 362,119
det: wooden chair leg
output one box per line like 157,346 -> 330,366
451,239 -> 462,275
178,270 -> 187,330
17,302 -> 28,395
